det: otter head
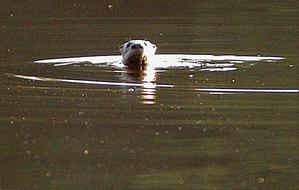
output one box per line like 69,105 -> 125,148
120,40 -> 157,70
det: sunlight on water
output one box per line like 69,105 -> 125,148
8,74 -> 173,88
197,88 -> 299,94
5,53 -> 297,105
34,54 -> 285,71
7,73 -> 298,94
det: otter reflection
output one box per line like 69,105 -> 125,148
122,64 -> 157,105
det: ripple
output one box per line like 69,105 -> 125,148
6,74 -> 298,94
7,74 -> 174,88
4,53 -> 295,106
197,88 -> 298,94
34,54 -> 285,71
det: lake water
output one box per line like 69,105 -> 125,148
0,1 -> 298,189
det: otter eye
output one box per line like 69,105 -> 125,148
153,45 -> 156,48
126,42 -> 133,48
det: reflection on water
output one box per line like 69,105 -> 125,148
6,53 -> 297,106
198,88 -> 298,94
141,86 -> 156,105
140,67 -> 157,105
34,54 -> 285,70
7,73 -> 299,94
21,53 -> 294,105
120,63 -> 158,104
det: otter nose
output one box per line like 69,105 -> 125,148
131,44 -> 143,49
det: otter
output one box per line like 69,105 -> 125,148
119,40 -> 157,70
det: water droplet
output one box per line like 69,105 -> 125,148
46,171 -> 52,177
178,179 -> 184,184
258,177 -> 265,183
84,149 -> 89,155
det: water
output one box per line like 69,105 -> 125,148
1,1 -> 298,189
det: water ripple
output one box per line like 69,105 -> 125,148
34,54 -> 285,71
6,73 -> 298,94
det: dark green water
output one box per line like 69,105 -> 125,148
0,1 -> 298,189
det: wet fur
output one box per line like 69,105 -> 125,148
119,40 -> 157,71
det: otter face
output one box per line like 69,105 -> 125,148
120,40 -> 157,69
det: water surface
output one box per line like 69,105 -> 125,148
0,1 -> 298,189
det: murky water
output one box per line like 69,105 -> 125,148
1,1 -> 298,189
